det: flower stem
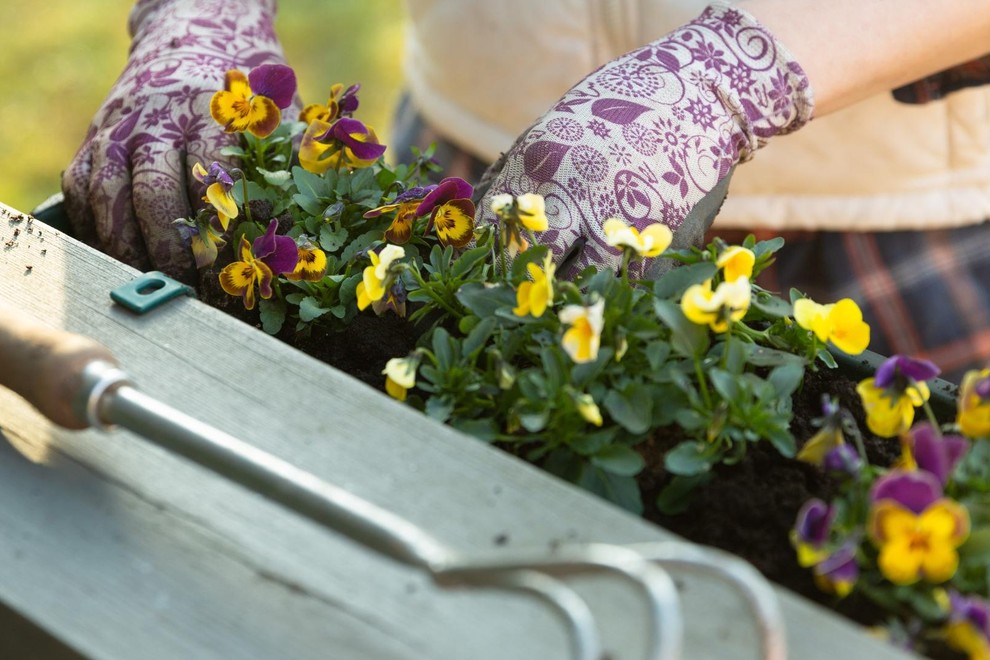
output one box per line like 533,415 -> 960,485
408,267 -> 463,320
694,357 -> 712,409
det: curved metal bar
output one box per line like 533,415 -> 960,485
460,569 -> 603,660
628,541 -> 786,660
432,543 -> 684,660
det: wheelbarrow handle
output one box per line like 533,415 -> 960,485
0,300 -> 116,430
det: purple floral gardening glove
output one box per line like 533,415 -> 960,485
478,1 -> 814,278
62,0 -> 291,280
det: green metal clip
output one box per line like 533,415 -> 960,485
110,271 -> 195,314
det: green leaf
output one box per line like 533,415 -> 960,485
432,327 -> 454,370
456,282 -> 517,318
425,396 -> 454,423
292,193 -> 326,217
339,273 -> 361,305
591,444 -> 646,476
603,383 -> 653,434
256,167 -> 292,188
298,296 -> 331,322
664,441 -> 715,476
654,299 -> 709,357
708,368 -> 741,402
450,417 -> 498,442
451,244 -> 491,279
751,291 -> 792,318
319,224 -> 349,252
543,448 -> 585,483
577,467 -> 643,514
722,338 -> 749,375
656,474 -> 713,515
292,165 -> 330,198
765,428 -> 796,457
219,145 -> 247,158
340,230 -> 382,264
645,342 -> 671,371
769,362 -> 805,399
569,427 -> 618,456
257,297 -> 286,335
463,316 -> 496,356
518,408 -> 549,433
747,346 -> 804,367
960,527 -> 990,562
653,261 -> 717,299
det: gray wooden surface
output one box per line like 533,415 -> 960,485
0,202 -> 911,659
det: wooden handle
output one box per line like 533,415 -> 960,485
0,301 -> 117,429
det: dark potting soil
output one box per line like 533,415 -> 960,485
199,266 -> 946,650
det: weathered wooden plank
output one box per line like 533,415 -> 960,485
0,203 -> 908,659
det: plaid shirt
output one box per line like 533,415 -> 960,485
893,55 -> 990,104
393,56 -> 990,384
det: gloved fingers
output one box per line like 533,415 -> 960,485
62,138 -> 100,247
86,128 -> 151,272
132,146 -> 196,282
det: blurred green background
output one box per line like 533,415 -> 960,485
0,0 -> 405,214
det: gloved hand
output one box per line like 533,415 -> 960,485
477,1 -> 814,278
62,0 -> 289,280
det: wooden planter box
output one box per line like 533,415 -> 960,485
0,202 -> 911,659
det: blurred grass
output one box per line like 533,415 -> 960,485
0,0 -> 405,214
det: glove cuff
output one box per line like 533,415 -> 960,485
686,1 -> 815,160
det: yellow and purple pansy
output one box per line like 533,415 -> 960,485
299,82 -> 360,125
945,591 -> 990,660
192,161 -> 238,230
791,498 -> 835,568
867,469 -> 970,585
856,355 -> 939,438
210,64 -> 297,138
957,368 -> 990,439
796,396 -> 846,465
299,117 -> 387,173
364,185 -> 439,245
285,238 -> 328,282
811,539 -> 860,598
416,177 -> 475,249
219,219 -> 299,310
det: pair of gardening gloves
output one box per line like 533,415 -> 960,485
62,0 -> 814,283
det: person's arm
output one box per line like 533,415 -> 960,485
740,0 -> 990,115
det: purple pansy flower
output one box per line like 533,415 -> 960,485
870,469 -> 942,514
875,355 -> 941,389
950,591 -> 990,636
415,177 -> 474,217
794,499 -> 835,548
253,219 -> 299,275
906,423 -> 968,486
315,117 -> 388,162
823,444 -> 863,477
247,63 -> 297,110
814,538 -> 860,597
